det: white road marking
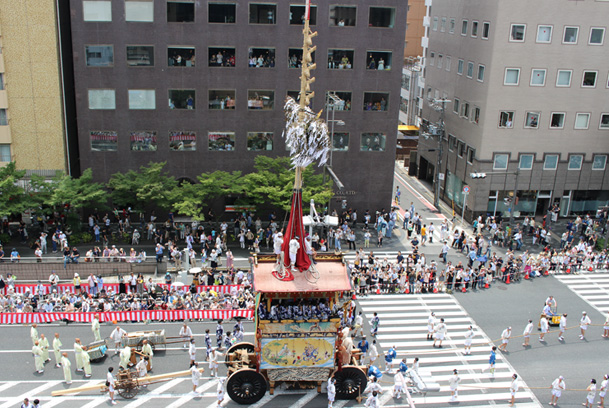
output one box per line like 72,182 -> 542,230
0,381 -> 62,408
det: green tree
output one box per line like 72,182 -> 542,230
49,168 -> 107,211
0,162 -> 29,217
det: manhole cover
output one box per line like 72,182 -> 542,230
497,286 -> 508,291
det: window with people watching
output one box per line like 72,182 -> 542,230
363,92 -> 389,111
248,48 -> 275,68
209,90 -> 236,110
209,47 -> 235,67
288,48 -> 315,69
247,90 -> 274,110
327,49 -> 354,70
168,90 -> 195,110
168,47 -> 195,67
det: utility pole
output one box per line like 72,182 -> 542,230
430,98 -> 449,209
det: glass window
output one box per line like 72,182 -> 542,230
530,69 -> 546,86
525,112 -> 540,128
437,54 -> 443,69
330,5 -> 356,27
461,20 -> 468,35
543,154 -> 559,170
208,3 -> 235,23
130,131 -> 157,151
167,1 -> 195,23
125,0 -> 154,22
88,89 -> 115,109
168,47 -> 195,67
453,98 -> 460,114
536,25 -> 552,43
510,24 -> 526,41
209,47 -> 236,67
0,109 -> 6,126
90,131 -> 117,151
467,147 -> 475,164
482,22 -> 490,39
601,114 -> 609,129
83,1 -> 112,22
472,106 -> 481,124
556,70 -> 572,87
169,131 -> 196,151
290,5 -> 317,25
288,48 -> 316,69
504,68 -> 520,85
369,7 -> 395,28
361,133 -> 386,151
429,51 -> 435,66
249,4 -> 276,24
519,154 -> 534,170
589,27 -> 605,45
466,62 -> 474,78
575,113 -> 590,129
432,16 -> 438,31
499,111 -> 514,128
593,155 -> 607,170
445,56 -> 451,71
330,132 -> 349,151
249,48 -> 276,68
471,21 -> 478,37
460,102 -> 470,119
366,51 -> 392,70
563,26 -> 579,43
209,132 -> 235,151
457,141 -> 465,158
168,90 -> 195,110
550,112 -> 565,129
209,90 -> 235,110
582,71 -> 597,87
327,49 -> 353,69
457,59 -> 464,75
449,18 -> 455,34
494,154 -> 509,170
247,90 -> 274,110
326,91 -> 351,111
568,155 -> 583,170
477,65 -> 485,82
363,92 -> 389,111
0,144 -> 10,162
85,45 -> 113,67
128,89 -> 156,109
448,135 -> 457,151
440,17 -> 446,32
0,73 -> 4,90
127,46 -> 154,67
247,132 -> 273,151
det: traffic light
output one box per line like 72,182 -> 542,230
470,173 -> 486,179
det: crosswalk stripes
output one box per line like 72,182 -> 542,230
554,272 -> 609,314
358,294 -> 542,407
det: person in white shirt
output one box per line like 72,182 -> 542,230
463,325 -> 474,355
136,357 -> 148,384
509,373 -> 519,406
426,312 -> 436,340
107,367 -> 117,405
522,319 -> 533,347
32,341 -> 44,373
180,323 -> 193,348
603,315 -> 609,338
449,369 -> 461,401
289,236 -> 300,270
580,311 -> 591,340
110,326 -> 127,354
217,377 -> 226,407
91,314 -> 101,342
368,339 -> 378,365
189,338 -> 197,367
393,370 -> 406,399
365,391 -> 379,408
433,318 -> 447,348
539,316 -> 549,341
208,347 -> 225,377
327,377 -> 336,408
53,333 -> 63,368
584,379 -> 597,408
353,312 -> 364,337
363,377 -> 383,397
31,324 -> 39,346
60,352 -> 71,384
499,327 -> 512,352
558,313 -> 567,341
273,232 -> 284,264
550,375 -> 566,406
599,374 -> 609,408
190,362 -> 202,393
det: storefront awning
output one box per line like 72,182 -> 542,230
398,125 -> 419,131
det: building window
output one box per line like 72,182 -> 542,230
472,106 -> 481,124
290,5 -> 317,25
247,132 -> 273,151
326,91 -> 352,111
209,90 -> 235,109
556,70 -> 572,87
209,132 -> 235,151
457,59 -> 464,75
440,17 -> 446,32
582,71 -> 597,87
453,98 -> 460,114
128,89 -> 156,109
467,147 -> 476,164
168,1 -> 195,23
369,7 -> 395,28
0,73 -> 4,90
361,133 -> 386,151
563,26 -> 579,44
449,18 -> 455,34
330,5 -> 356,27
477,64 -> 485,82
88,89 -> 115,110
125,0 -> 154,22
568,155 -> 583,170
493,154 -> 509,170
519,154 -> 534,170
83,1 -> 112,22
288,48 -> 315,69
90,130 -> 118,152
429,51 -> 435,66
471,21 -> 478,37
0,144 -> 11,162
0,109 -> 7,126
575,113 -> 590,129
525,112 -> 540,128
432,16 -> 438,31
550,112 -> 565,129
593,155 -> 607,170
445,56 -> 452,71
327,49 -> 353,69
208,2 -> 235,23
130,131 -> 157,151
249,4 -> 276,24
249,48 -> 276,68
589,27 -> 605,45
363,92 -> 389,111
448,134 -> 456,151
466,61 -> 474,78
85,45 -> 113,67
461,20 -> 468,35
504,68 -> 520,85
543,154 -> 559,170
168,90 -> 195,110
536,25 -> 552,43
168,47 -> 194,67
600,114 -> 609,129
530,69 -> 546,86
366,51 -> 392,70
127,46 -> 154,67
401,74 -> 410,90
510,24 -> 526,41
247,90 -> 274,110
437,54 -> 443,69
482,22 -> 490,39
457,141 -> 465,158
331,132 -> 349,151
460,102 -> 470,119
499,111 -> 514,128
209,47 -> 236,67
169,131 -> 196,151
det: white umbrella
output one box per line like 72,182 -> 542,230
188,267 -> 202,275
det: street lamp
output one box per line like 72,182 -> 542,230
470,170 -> 520,226
424,98 -> 451,209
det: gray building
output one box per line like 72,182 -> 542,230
63,0 -> 407,213
418,0 -> 609,220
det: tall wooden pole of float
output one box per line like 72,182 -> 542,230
295,0 -> 317,189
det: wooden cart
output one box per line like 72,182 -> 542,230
121,329 -> 166,351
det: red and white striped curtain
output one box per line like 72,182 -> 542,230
1,284 -> 242,296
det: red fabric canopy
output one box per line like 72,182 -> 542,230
281,189 -> 311,272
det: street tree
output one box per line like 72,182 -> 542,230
49,168 -> 107,211
0,162 -> 29,218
